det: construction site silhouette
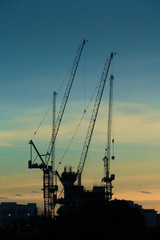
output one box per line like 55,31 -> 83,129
0,199 -> 159,239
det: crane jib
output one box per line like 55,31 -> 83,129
45,40 -> 88,165
77,52 -> 115,186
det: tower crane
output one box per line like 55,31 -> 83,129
28,40 -> 87,217
102,74 -> 115,200
77,52 -> 115,186
55,52 -> 115,213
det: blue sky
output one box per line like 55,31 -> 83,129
1,0 -> 160,106
0,0 -> 160,211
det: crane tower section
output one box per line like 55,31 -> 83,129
102,74 -> 115,201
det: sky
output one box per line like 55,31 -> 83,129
0,0 -> 160,212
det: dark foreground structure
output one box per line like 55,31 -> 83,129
0,199 -> 160,240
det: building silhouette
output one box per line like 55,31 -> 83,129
0,202 -> 37,227
127,200 -> 158,228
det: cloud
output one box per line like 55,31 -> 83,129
0,173 -> 42,190
113,102 -> 160,144
0,142 -> 23,147
15,194 -> 23,196
75,102 -> 160,145
1,101 -> 160,149
31,191 -> 39,194
0,196 -> 8,199
139,191 -> 152,195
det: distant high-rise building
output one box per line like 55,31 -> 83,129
0,202 -> 37,227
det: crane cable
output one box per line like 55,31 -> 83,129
83,43 -> 87,112
31,102 -> 53,140
56,76 -> 102,170
30,64 -> 72,141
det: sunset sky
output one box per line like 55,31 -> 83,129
0,0 -> 160,212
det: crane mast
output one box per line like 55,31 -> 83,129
28,40 -> 87,217
77,52 -> 115,186
51,91 -> 56,188
102,74 -> 115,200
50,91 -> 56,217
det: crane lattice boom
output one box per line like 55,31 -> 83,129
77,52 -> 115,186
45,39 -> 87,166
